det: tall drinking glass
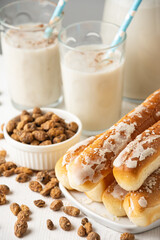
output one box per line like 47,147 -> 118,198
103,0 -> 160,101
0,0 -> 63,109
59,21 -> 126,136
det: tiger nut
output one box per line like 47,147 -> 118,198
10,203 -> 21,216
14,220 -> 28,238
0,185 -> 10,194
59,216 -> 71,231
32,130 -> 48,142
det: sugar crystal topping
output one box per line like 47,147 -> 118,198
113,131 -> 159,168
111,184 -> 128,200
62,136 -> 96,166
156,111 -> 160,117
128,105 -> 146,118
139,167 -> 160,194
138,196 -> 147,208
129,197 -> 135,216
73,121 -> 136,184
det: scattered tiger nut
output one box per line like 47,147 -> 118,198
0,150 -> 6,157
63,206 -> 80,217
21,205 -> 30,215
34,199 -> 45,208
40,188 -> 51,196
0,193 -> 6,205
39,140 -> 52,145
24,122 -> 36,132
3,161 -> 17,170
10,203 -> 21,216
48,170 -> 55,178
15,167 -> 33,176
0,165 -> 4,174
77,225 -> 86,237
6,120 -> 16,133
0,133 -> 4,139
29,181 -> 43,193
3,168 -> 15,177
47,219 -> 54,230
120,232 -> 135,240
1,123 -> 4,131
17,210 -> 30,222
50,187 -> 61,199
19,131 -> 33,144
44,178 -> 59,190
32,130 -> 48,142
67,122 -> 78,132
85,222 -> 93,235
50,199 -> 63,211
81,217 -> 88,225
87,232 -> 100,240
14,219 -> 28,238
37,171 -> 50,185
59,216 -> 71,231
53,134 -> 67,144
0,156 -> 6,165
0,185 -> 10,194
16,173 -> 30,183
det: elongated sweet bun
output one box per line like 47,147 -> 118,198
67,89 -> 160,192
102,180 -> 127,217
55,157 -> 73,190
113,121 -> 160,191
123,168 -> 160,226
55,136 -> 98,190
85,172 -> 114,202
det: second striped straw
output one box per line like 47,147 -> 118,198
104,0 -> 143,59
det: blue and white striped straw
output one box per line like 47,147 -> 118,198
107,0 -> 142,56
44,0 -> 68,39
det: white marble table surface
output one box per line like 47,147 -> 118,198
0,55 -> 160,240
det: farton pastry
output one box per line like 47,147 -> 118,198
67,89 -> 160,192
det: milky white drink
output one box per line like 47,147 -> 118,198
61,45 -> 124,133
2,24 -> 62,108
103,0 -> 160,100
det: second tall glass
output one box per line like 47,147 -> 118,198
59,21 -> 126,135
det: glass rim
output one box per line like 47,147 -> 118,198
58,20 -> 127,52
0,0 -> 63,31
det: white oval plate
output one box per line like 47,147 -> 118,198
60,183 -> 160,234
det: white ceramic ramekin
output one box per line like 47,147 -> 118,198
4,108 -> 82,170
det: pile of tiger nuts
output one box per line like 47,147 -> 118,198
6,107 -> 78,145
0,158 -> 101,239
